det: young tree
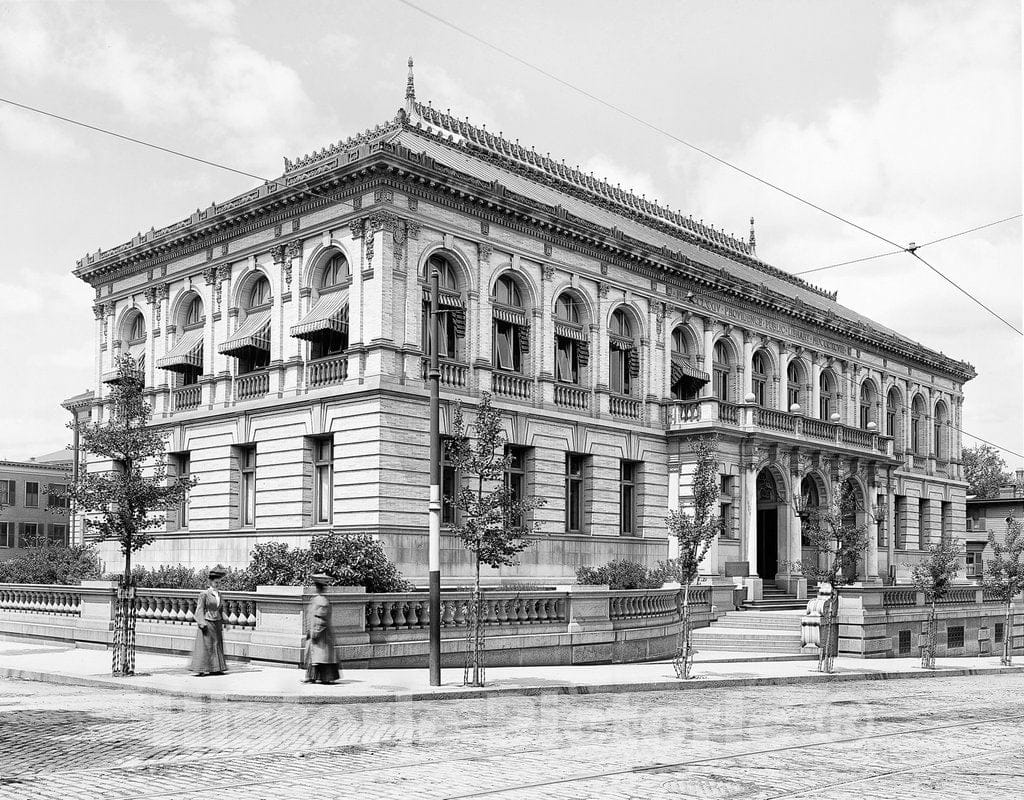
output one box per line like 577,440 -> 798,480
985,517 -> 1024,666
911,538 -> 962,669
664,435 -> 719,680
795,475 -> 870,673
963,444 -> 1011,499
66,354 -> 196,676
445,393 -> 545,687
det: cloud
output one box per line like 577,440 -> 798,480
580,154 -> 664,207
166,0 -> 237,33
0,106 -> 86,159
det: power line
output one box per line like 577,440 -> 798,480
915,214 -> 1022,249
393,0 -> 906,253
794,249 -> 905,276
908,252 -> 1022,336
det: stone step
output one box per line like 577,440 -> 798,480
744,599 -> 809,611
691,630 -> 806,654
713,614 -> 804,631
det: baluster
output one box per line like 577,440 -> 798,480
367,602 -> 381,630
406,600 -> 420,628
381,601 -> 396,629
441,599 -> 455,627
394,601 -> 408,628
453,599 -> 467,627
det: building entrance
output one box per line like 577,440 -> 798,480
756,508 -> 778,579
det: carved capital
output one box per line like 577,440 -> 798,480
349,219 -> 364,240
542,264 -> 555,281
479,244 -> 493,262
407,221 -> 420,240
216,265 -> 232,283
287,239 -> 303,261
270,244 -> 286,265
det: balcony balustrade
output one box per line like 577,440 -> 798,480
171,385 -> 202,412
609,394 -> 642,420
235,371 -> 269,401
492,371 -> 533,400
307,354 -> 348,388
554,383 -> 589,410
421,358 -> 468,388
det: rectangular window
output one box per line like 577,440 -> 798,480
820,394 -> 832,420
555,338 -> 578,384
966,551 -> 983,578
49,524 -> 67,547
47,484 -> 68,509
787,384 -> 799,410
886,406 -> 896,437
565,453 -> 586,534
238,445 -> 257,527
504,445 -> 527,528
946,625 -> 965,649
860,403 -> 871,430
0,479 -> 15,506
940,501 -> 951,541
620,461 -> 637,536
19,523 -> 39,548
898,629 -> 912,655
876,493 -> 887,547
610,349 -> 630,395
919,498 -> 929,546
493,321 -> 519,372
25,482 -> 39,508
312,437 -> 334,525
441,437 -> 459,526
752,377 -> 766,407
0,522 -> 11,548
995,623 -> 1005,643
719,475 -> 736,539
177,453 -> 191,528
714,368 -> 729,402
894,495 -> 906,550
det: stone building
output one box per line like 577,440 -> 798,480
0,451 -> 73,556
965,475 -> 1024,581
67,64 -> 975,589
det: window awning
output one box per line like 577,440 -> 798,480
554,322 -> 588,342
421,288 -> 465,308
156,329 -> 204,373
671,353 -> 710,384
218,309 -> 271,357
290,289 -> 349,341
492,306 -> 529,327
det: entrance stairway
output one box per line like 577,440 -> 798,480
691,609 -> 808,654
742,584 -> 810,611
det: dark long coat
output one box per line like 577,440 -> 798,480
189,587 -> 227,674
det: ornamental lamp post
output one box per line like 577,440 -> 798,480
427,267 -> 442,687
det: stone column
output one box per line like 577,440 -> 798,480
741,330 -> 754,400
811,357 -> 822,418
701,319 -> 715,399
740,464 -> 757,576
778,346 -> 790,411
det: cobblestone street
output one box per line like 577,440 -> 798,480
1,672 -> 1021,799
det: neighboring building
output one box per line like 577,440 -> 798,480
0,453 -> 73,557
65,64 -> 975,586
965,473 -> 1024,581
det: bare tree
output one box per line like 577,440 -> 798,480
446,393 -> 545,687
911,538 -> 961,668
985,517 -> 1024,666
66,354 -> 196,675
665,435 -> 719,679
795,475 -> 869,673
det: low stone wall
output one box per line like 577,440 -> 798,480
835,585 -> 1024,659
0,581 -> 734,669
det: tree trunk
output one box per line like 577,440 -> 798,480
922,598 -> 936,670
465,553 -> 484,687
1003,598 -> 1013,667
818,590 -> 839,673
673,581 -> 694,680
113,547 -> 135,677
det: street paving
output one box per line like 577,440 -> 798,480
0,672 -> 1021,799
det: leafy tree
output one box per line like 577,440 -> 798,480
794,474 -> 870,673
985,517 -> 1024,666
664,435 -> 719,679
911,538 -> 961,668
66,354 -> 196,675
963,444 -> 1011,499
445,393 -> 545,687
0,544 -> 102,585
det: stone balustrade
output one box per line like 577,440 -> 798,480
235,370 -> 269,400
553,383 -> 589,410
0,585 -> 82,616
306,354 -> 348,388
421,358 -> 468,388
609,394 -> 642,420
134,589 -> 257,629
491,371 -> 533,401
171,385 -> 202,411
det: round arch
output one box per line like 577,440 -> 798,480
605,301 -> 647,340
230,265 -> 275,311
416,244 -> 475,294
754,464 -> 790,580
300,241 -> 354,291
115,305 -> 147,344
489,267 -> 539,312
168,288 -> 205,330
549,284 -> 596,328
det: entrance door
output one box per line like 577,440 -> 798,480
756,508 -> 778,579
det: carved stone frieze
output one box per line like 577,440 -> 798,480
374,188 -> 394,203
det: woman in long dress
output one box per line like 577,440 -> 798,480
190,565 -> 228,676
303,573 -> 340,684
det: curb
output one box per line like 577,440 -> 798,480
2,663 -> 1022,705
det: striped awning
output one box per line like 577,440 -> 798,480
290,289 -> 349,341
554,323 -> 588,342
218,309 -> 271,357
421,288 -> 465,308
156,329 -> 204,373
671,353 -> 710,384
492,306 -> 529,326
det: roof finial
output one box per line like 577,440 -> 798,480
749,216 -> 757,256
405,57 -> 416,114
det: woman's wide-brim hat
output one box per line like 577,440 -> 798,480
310,572 -> 334,585
208,565 -> 228,579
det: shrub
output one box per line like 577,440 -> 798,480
103,564 -> 252,590
0,545 -> 102,586
575,559 -> 669,590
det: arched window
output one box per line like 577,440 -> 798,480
128,313 -> 146,342
670,327 -> 706,400
249,276 -> 271,308
751,350 -> 769,407
859,381 -> 876,429
799,475 -> 821,546
554,292 -> 587,385
219,275 -> 272,375
820,370 -> 837,420
184,296 -> 203,328
492,273 -> 528,373
321,253 -> 350,289
934,401 -> 949,461
911,395 -> 927,455
786,360 -> 802,410
713,341 -> 732,401
886,387 -> 901,438
608,308 -> 637,396
421,253 -> 465,361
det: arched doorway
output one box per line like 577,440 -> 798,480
755,468 -> 784,579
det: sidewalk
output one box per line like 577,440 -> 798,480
0,639 -> 1020,704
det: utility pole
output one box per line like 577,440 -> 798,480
428,267 -> 442,686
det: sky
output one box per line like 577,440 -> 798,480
0,0 -> 1020,469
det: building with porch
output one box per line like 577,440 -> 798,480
66,64 -> 975,592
